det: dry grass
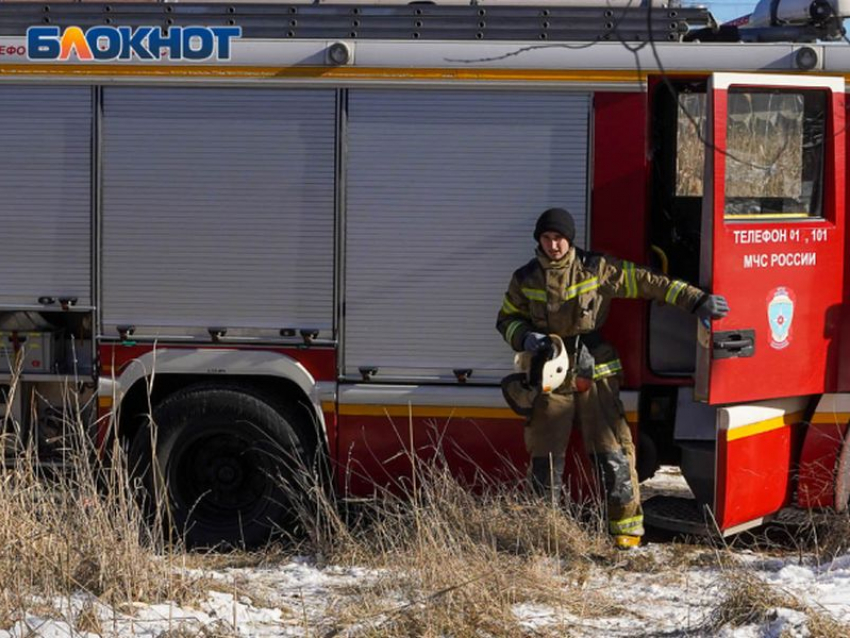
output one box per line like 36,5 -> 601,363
815,510 -> 850,566
2,376 -> 850,637
709,570 -> 850,637
675,90 -> 808,207
0,378 -> 205,629
676,92 -> 706,197
287,456 -> 621,637
725,508 -> 850,569
0,375 -> 627,636
74,599 -> 103,635
709,570 -> 800,629
155,621 -> 239,638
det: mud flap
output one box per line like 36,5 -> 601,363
714,396 -> 808,533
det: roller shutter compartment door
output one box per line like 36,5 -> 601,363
0,86 -> 92,307
344,90 -> 590,382
101,87 -> 336,339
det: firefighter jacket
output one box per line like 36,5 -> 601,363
497,247 -> 706,382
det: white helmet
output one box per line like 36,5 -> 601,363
503,334 -> 571,415
540,334 -> 569,394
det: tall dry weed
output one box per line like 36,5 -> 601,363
814,510 -> 850,565
288,441 -> 618,636
709,569 -> 849,637
0,378 -> 202,627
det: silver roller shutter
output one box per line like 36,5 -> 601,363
344,89 -> 590,382
0,86 -> 92,307
101,88 -> 336,339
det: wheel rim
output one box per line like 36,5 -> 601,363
166,426 -> 288,530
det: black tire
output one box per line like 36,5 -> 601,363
129,385 -> 308,548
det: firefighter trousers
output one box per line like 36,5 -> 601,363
524,376 -> 645,537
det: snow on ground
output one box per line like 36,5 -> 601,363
4,469 -> 850,636
6,550 -> 850,637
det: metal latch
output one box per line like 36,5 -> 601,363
453,369 -> 473,384
208,327 -> 228,343
279,328 -> 319,346
359,367 -> 378,382
712,329 -> 755,359
117,325 -> 136,341
300,329 -> 319,345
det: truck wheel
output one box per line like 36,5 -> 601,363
130,385 -> 308,548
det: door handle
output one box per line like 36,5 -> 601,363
712,329 -> 755,359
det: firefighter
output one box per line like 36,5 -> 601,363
497,207 -> 729,549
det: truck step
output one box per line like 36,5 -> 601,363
642,495 -> 713,536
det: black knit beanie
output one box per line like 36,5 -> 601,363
534,208 -> 576,243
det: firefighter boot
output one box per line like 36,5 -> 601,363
530,455 -> 565,506
613,534 -> 641,550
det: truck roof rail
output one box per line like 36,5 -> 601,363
0,2 -> 715,42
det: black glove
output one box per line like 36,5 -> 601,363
694,294 -> 730,322
523,332 -> 552,353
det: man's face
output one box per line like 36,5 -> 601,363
539,231 -> 571,260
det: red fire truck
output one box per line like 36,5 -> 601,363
1,0 -> 849,545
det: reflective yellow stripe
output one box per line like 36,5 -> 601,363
521,288 -> 547,302
564,277 -> 600,300
665,280 -> 687,304
505,320 -> 525,344
609,515 -> 644,535
0,65 -> 650,83
726,411 -> 804,442
593,359 -> 623,379
725,213 -> 811,220
338,404 -> 521,419
566,283 -> 601,299
624,261 -> 638,299
501,296 -> 525,316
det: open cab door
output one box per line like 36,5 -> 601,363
693,73 -> 845,532
697,72 -> 844,402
